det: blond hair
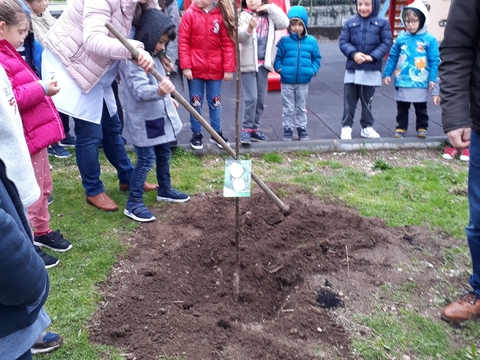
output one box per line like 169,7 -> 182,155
217,0 -> 235,42
0,0 -> 29,28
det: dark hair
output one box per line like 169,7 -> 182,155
164,25 -> 176,42
241,0 -> 269,10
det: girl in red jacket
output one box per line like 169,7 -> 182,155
179,0 -> 236,150
0,0 -> 72,267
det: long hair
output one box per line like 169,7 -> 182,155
216,0 -> 235,42
0,0 -> 29,28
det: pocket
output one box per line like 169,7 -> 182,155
145,117 -> 166,139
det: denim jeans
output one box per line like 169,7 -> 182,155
129,143 -> 171,201
187,78 -> 222,133
395,101 -> 429,131
468,130 -> 480,296
74,102 -> 133,196
17,350 -> 32,360
281,83 -> 309,129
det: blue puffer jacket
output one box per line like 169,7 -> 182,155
382,0 -> 440,88
274,6 -> 321,84
338,0 -> 392,71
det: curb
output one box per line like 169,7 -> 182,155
138,136 -> 448,156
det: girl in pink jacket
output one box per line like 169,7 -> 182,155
0,0 -> 72,265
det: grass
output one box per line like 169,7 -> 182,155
42,147 -> 477,359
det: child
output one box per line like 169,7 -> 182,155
338,0 -> 392,140
179,0 -> 236,150
0,0 -> 72,268
238,0 -> 288,144
274,5 -> 321,141
119,8 -> 189,223
383,0 -> 440,139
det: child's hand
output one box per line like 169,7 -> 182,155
137,48 -> 154,73
248,16 -> 258,33
183,68 -> 193,80
353,52 -> 366,64
363,55 -> 373,62
161,57 -> 174,74
157,77 -> 175,96
429,81 -> 435,90
433,95 -> 441,105
224,72 -> 233,81
383,77 -> 391,86
172,98 -> 179,108
45,79 -> 61,96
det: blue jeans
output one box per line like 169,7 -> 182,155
187,78 -> 222,133
74,102 -> 133,196
468,130 -> 480,296
129,143 -> 171,202
17,350 -> 32,360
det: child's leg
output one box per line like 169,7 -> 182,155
413,102 -> 429,130
253,66 -> 269,130
396,101 -> 411,130
294,84 -> 308,128
358,85 -> 376,128
128,146 -> 155,202
28,148 -> 52,234
188,78 -> 206,133
205,79 -> 223,133
154,143 -> 172,191
241,72 -> 258,131
281,83 -> 295,130
341,83 -> 360,127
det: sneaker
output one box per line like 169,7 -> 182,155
240,131 -> 251,145
35,246 -> 59,269
47,195 -> 53,205
282,128 -> 293,141
190,132 -> 203,150
34,230 -> 73,252
417,128 -> 427,138
442,145 -> 460,160
124,201 -> 156,223
340,126 -> 352,140
31,331 -> 63,354
297,127 -> 310,140
157,188 -> 190,203
47,143 -> 71,159
360,127 -> 380,139
59,134 -> 76,147
210,131 -> 229,149
460,148 -> 470,162
250,130 -> 269,142
394,129 -> 406,138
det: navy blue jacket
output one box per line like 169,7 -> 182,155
338,0 -> 392,72
0,160 -> 49,339
274,6 -> 321,84
19,0 -> 43,78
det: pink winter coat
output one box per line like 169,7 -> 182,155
178,3 -> 236,80
0,40 -> 64,155
44,0 -> 159,93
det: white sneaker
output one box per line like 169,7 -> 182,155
340,126 -> 352,140
360,127 -> 380,139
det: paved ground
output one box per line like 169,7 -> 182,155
172,40 -> 444,149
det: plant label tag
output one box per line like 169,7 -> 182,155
223,159 -> 252,197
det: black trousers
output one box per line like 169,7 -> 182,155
341,83 -> 376,128
17,350 -> 32,360
59,112 -> 70,136
396,101 -> 429,131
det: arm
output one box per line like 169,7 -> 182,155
120,61 -> 163,102
427,38 -> 440,83
273,38 -> 285,72
440,0 -> 477,141
238,12 -> 253,44
266,4 -> 289,30
382,40 -> 400,78
369,20 -> 393,63
221,20 -> 236,74
178,11 -> 193,71
164,0 -> 181,73
338,22 -> 357,59
311,41 -> 321,75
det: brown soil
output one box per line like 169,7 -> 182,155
89,170 -> 460,359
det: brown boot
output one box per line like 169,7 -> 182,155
86,192 -> 118,212
441,292 -> 480,322
119,182 -> 158,192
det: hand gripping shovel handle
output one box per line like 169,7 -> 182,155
105,22 -> 291,215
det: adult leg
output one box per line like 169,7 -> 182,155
59,112 -> 70,136
413,102 -> 429,130
205,79 -> 223,133
341,83 -> 359,127
100,102 -> 134,186
73,117 -> 104,196
396,101 -> 411,131
188,78 -> 205,134
359,85 -> 376,128
241,71 -> 258,131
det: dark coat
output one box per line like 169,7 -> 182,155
338,0 -> 392,72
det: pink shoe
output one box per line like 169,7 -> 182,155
460,148 -> 470,162
442,146 -> 459,160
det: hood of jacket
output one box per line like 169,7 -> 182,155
134,8 -> 175,55
287,5 -> 308,37
357,0 -> 380,18
402,0 -> 429,34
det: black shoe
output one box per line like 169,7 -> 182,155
34,230 -> 72,252
296,126 -> 310,140
190,132 -> 203,150
209,131 -> 229,149
47,195 -> 53,206
35,246 -> 59,269
59,134 -> 76,147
